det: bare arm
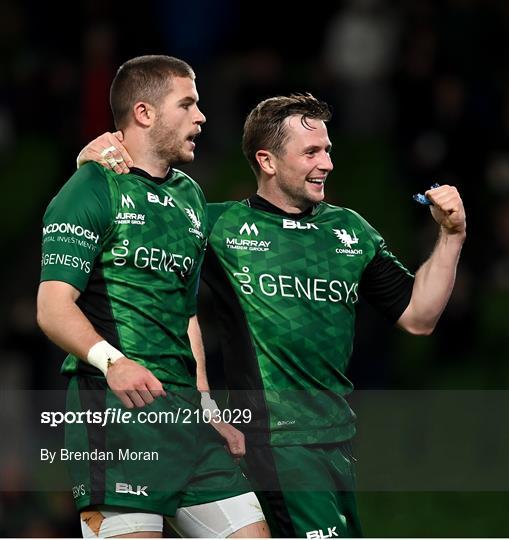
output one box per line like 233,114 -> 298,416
37,281 -> 104,357
397,185 -> 466,335
187,315 -> 246,458
37,281 -> 166,408
187,315 -> 209,392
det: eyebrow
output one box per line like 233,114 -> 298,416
177,96 -> 198,105
303,143 -> 332,152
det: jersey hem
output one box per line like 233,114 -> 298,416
246,424 -> 357,447
75,495 -> 179,517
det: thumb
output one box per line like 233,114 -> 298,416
113,130 -> 124,142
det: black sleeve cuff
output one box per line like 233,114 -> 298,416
359,251 -> 414,324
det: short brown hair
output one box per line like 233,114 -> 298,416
242,93 -> 332,176
110,55 -> 195,129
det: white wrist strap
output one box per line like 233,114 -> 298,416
87,340 -> 124,375
200,392 -> 221,420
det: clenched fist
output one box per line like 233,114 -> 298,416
425,185 -> 466,236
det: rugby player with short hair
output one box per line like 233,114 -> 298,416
78,93 -> 466,537
37,55 -> 269,539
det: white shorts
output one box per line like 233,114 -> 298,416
81,491 -> 265,538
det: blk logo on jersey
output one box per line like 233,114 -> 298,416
306,527 -> 338,539
115,483 -> 148,497
333,228 -> 363,257
147,192 -> 175,207
282,219 -> 319,230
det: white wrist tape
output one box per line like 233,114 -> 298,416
87,340 -> 124,375
200,392 -> 221,420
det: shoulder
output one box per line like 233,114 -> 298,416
206,201 -> 240,229
48,163 -> 115,209
319,202 -> 364,221
321,203 -> 382,243
172,168 -> 207,208
44,163 -> 118,229
62,161 -> 108,189
173,168 -> 203,194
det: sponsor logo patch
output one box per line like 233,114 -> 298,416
333,228 -> 363,256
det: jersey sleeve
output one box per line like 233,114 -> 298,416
40,163 -> 114,292
353,211 -> 414,324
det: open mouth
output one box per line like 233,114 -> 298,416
306,178 -> 326,186
187,130 -> 201,143
186,132 -> 201,150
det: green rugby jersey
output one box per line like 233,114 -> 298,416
40,162 -> 207,386
203,195 -> 414,446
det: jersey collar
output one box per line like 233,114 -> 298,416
129,167 -> 174,185
247,194 -> 317,220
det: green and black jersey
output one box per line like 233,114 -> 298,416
203,195 -> 414,446
40,162 -> 207,387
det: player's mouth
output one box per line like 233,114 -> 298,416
306,177 -> 326,187
186,130 -> 201,149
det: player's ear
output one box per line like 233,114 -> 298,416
256,150 -> 276,176
133,101 -> 155,127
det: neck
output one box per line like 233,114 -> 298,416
256,186 -> 312,214
123,132 -> 170,178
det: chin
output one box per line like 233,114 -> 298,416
173,152 -> 195,166
308,192 -> 325,204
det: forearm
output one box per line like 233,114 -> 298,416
187,315 -> 210,391
37,286 -> 103,360
38,282 -> 165,408
398,229 -> 465,334
186,320 -> 245,454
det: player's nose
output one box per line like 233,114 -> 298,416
319,151 -> 333,172
195,107 -> 206,125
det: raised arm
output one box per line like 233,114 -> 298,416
397,184 -> 466,335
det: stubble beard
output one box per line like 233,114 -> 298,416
279,175 -> 317,211
149,124 -> 191,168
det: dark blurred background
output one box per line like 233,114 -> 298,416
1,0 -> 509,536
